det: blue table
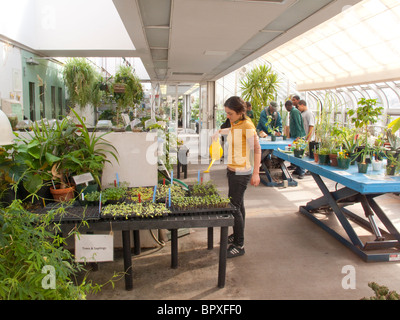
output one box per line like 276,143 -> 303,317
274,150 -> 400,262
259,137 -> 296,187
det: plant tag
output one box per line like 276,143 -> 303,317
74,234 -> 113,262
72,173 -> 94,186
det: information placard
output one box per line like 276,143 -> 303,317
75,234 -> 114,262
72,172 -> 94,186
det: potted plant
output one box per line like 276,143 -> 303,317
348,98 -> 383,173
240,64 -> 280,128
292,138 -> 307,158
317,147 -> 330,165
337,151 -> 351,170
112,65 -> 144,128
63,58 -> 103,125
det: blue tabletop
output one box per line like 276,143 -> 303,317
259,137 -> 294,150
273,150 -> 400,194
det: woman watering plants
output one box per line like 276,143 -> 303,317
213,96 -> 261,258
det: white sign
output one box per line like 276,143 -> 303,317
72,172 -> 94,186
75,234 -> 114,262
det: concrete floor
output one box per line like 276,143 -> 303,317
86,160 -> 400,300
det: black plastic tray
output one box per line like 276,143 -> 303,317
34,201 -> 101,222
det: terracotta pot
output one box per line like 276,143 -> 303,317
329,154 -> 338,167
314,153 -> 319,163
50,185 -> 75,202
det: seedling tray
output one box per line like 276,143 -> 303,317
169,203 -> 237,216
34,201 -> 101,222
100,202 -> 170,220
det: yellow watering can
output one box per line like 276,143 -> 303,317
204,140 -> 223,173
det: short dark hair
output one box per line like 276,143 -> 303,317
299,100 -> 307,106
292,95 -> 300,100
224,96 -> 247,115
285,100 -> 292,108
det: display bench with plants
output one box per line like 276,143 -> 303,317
30,181 -> 235,223
309,97 -> 400,175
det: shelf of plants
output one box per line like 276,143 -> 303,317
34,181 -> 235,222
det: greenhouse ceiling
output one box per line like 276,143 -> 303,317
0,0 -> 362,84
264,0 -> 400,91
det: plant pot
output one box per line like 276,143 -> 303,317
386,164 -> 396,176
372,160 -> 383,171
329,154 -> 338,167
309,141 -> 319,160
314,153 -> 319,163
113,83 -> 125,93
50,185 -> 75,202
337,158 -> 351,170
293,149 -> 304,158
318,154 -> 330,165
282,135 -> 287,140
271,135 -> 277,141
357,162 -> 369,174
76,182 -> 99,195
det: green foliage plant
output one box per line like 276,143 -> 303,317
240,64 -> 280,127
362,282 -> 400,300
63,58 -> 101,109
348,98 -> 383,163
0,200 -> 114,300
112,65 -> 144,126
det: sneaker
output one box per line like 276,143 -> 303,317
228,234 -> 234,244
227,244 -> 245,258
297,174 -> 304,179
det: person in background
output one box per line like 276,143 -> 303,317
291,95 -> 301,109
213,96 -> 261,258
285,100 -> 306,179
298,100 -> 315,142
256,101 -> 282,137
246,101 -> 254,119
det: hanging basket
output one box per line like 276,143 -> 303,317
113,83 -> 125,93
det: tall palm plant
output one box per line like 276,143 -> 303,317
240,64 -> 280,126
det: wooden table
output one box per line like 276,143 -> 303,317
274,150 -> 400,262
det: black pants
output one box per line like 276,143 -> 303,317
227,169 -> 251,247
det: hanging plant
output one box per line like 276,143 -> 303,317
112,65 -> 144,126
62,58 -> 101,109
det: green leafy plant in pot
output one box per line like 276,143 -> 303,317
348,98 -> 383,173
112,65 -> 144,128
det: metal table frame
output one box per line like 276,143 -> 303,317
259,138 -> 297,187
274,150 -> 400,262
63,213 -> 234,290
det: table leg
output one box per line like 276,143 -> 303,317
207,227 -> 213,250
218,226 -> 228,288
122,230 -> 133,291
133,230 -> 141,255
171,229 -> 178,269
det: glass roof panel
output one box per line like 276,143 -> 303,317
263,0 -> 400,91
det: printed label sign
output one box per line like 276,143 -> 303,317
75,234 -> 113,262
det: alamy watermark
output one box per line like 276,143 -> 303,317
42,265 -> 56,289
341,265 -> 356,290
